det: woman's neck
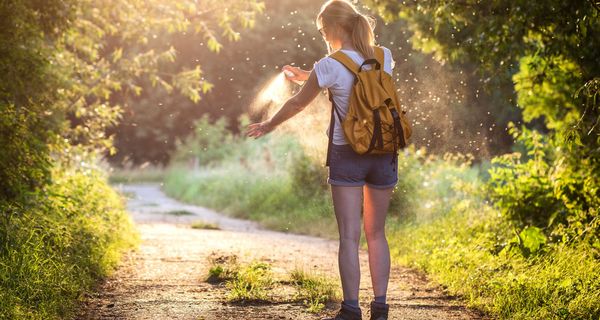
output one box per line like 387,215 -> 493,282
338,39 -> 356,51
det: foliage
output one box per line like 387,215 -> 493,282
0,0 -> 73,202
107,0 -> 325,165
390,146 -> 482,222
164,133 -> 336,237
488,124 -> 600,245
364,0 -> 600,249
2,1 -> 263,318
501,226 -> 547,258
0,166 -> 139,319
172,115 -> 236,167
0,105 -> 52,202
55,0 -> 264,159
1,0 -> 264,201
206,254 -> 339,312
388,197 -> 600,320
107,164 -> 166,184
107,0 -> 521,165
165,114 -> 600,318
190,220 -> 220,230
289,152 -> 329,198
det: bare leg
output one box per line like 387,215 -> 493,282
363,185 -> 393,298
331,185 -> 363,302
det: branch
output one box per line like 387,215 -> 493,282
590,0 -> 600,13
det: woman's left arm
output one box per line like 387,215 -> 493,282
247,70 -> 321,138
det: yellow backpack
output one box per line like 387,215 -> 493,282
325,46 -> 412,166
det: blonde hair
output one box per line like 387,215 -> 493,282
316,0 -> 376,59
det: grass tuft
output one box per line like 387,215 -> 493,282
290,268 -> 340,313
226,261 -> 274,302
165,209 -> 194,216
206,254 -> 239,283
191,220 -> 220,230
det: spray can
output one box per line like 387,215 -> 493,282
283,70 -> 295,78
283,70 -> 304,86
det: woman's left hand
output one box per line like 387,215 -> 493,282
246,120 -> 274,138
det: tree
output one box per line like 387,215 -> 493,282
365,0 -> 599,153
107,0 -> 325,165
0,0 -> 264,202
108,0 -> 526,165
364,0 -> 600,242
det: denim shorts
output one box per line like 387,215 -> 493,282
327,143 -> 398,189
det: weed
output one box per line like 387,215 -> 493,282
226,261 -> 274,302
166,210 -> 194,216
206,254 -> 239,283
191,221 -> 220,230
289,268 -> 340,313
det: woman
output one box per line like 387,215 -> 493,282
247,1 -> 396,319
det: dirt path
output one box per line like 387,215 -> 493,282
77,183 -> 486,320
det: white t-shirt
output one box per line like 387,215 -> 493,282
313,46 -> 395,145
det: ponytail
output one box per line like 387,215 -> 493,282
352,14 -> 375,59
317,0 -> 376,59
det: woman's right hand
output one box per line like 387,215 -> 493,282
282,65 -> 310,82
246,120 -> 274,139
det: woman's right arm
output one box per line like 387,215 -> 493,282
246,70 -> 321,138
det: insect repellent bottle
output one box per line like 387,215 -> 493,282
283,70 -> 295,78
283,70 -> 304,86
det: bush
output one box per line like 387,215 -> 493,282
172,115 -> 237,167
165,119 -> 337,237
0,166 -> 139,319
289,151 -> 328,198
389,203 -> 600,319
390,146 -> 482,222
488,124 -> 600,246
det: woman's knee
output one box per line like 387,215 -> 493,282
339,234 -> 361,247
364,228 -> 386,242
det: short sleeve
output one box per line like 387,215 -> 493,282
313,57 -> 337,89
383,46 -> 395,74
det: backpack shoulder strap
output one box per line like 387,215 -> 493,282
373,46 -> 386,83
373,46 -> 384,66
329,51 -> 360,75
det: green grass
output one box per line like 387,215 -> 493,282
388,198 -> 600,319
206,254 -> 240,283
0,166 -> 139,319
205,254 -> 275,302
226,261 -> 275,302
205,254 -> 340,312
191,220 -> 220,230
165,165 -> 336,238
165,209 -> 194,216
163,133 -> 338,238
289,268 -> 341,313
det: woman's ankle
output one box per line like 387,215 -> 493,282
373,295 -> 386,304
342,299 -> 360,309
